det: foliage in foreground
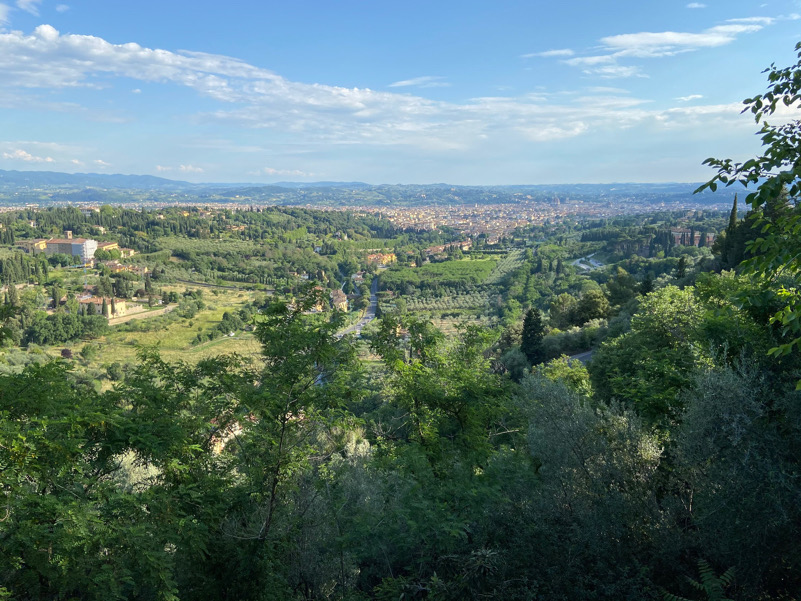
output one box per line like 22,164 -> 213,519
3,41 -> 801,601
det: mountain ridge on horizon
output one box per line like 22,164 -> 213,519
0,168 -> 711,193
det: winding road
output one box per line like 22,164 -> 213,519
338,277 -> 378,338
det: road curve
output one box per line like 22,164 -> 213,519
338,277 -> 378,338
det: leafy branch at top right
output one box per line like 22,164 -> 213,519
696,41 -> 801,370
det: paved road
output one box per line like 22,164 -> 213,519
569,350 -> 594,364
338,277 -> 378,338
571,252 -> 604,271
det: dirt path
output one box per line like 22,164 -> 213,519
108,304 -> 176,326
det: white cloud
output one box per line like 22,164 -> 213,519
676,94 -> 703,101
55,4 -> 69,12
521,49 -> 574,58
388,76 -> 449,88
601,19 -> 768,59
0,24 -> 766,155
0,4 -> 9,24
592,65 -> 646,78
94,159 -> 110,167
2,148 -> 54,162
726,16 -> 774,24
155,165 -> 172,172
542,16 -> 772,80
132,88 -> 141,94
586,86 -> 631,94
258,167 -> 314,177
603,31 -> 738,57
686,3 -> 706,8
565,55 -> 616,67
522,122 -> 588,142
70,158 -> 83,165
16,0 -> 41,16
179,164 -> 203,173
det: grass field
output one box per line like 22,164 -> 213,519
73,286 -> 263,367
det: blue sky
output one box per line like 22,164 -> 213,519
0,0 -> 799,184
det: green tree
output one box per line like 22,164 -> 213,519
7,283 -> 19,307
714,194 -> 740,269
574,289 -> 611,325
697,42 -> 801,369
0,362 -> 182,600
606,267 -> 637,307
50,284 -> 62,309
590,285 -> 709,424
520,308 -> 545,365
640,271 -> 654,296
676,255 -> 688,279
549,292 -> 578,330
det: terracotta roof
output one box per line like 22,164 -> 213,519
48,238 -> 89,244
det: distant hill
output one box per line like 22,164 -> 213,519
0,169 -> 728,209
0,169 -> 192,189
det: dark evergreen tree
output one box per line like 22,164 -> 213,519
520,307 -> 545,365
640,272 -> 654,296
677,256 -> 687,279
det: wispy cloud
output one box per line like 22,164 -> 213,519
0,3 -> 10,24
594,65 -> 646,79
157,164 -> 204,173
600,23 -> 765,58
55,4 -> 69,12
388,75 -> 449,88
0,24 -> 759,154
726,16 -> 774,24
686,3 -> 706,8
94,159 -> 110,167
565,55 -> 645,78
545,16 -> 772,77
257,167 -> 314,178
566,55 -> 616,67
16,0 -> 41,16
676,94 -> 703,102
521,49 -> 574,58
2,148 -> 54,162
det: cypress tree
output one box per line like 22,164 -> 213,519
111,296 -> 117,315
8,284 -> 19,307
640,272 -> 654,296
728,194 -> 738,232
520,308 -> 545,365
677,256 -> 688,279
720,194 -> 739,268
102,297 -> 108,317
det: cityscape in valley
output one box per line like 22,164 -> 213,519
2,2 -> 801,600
